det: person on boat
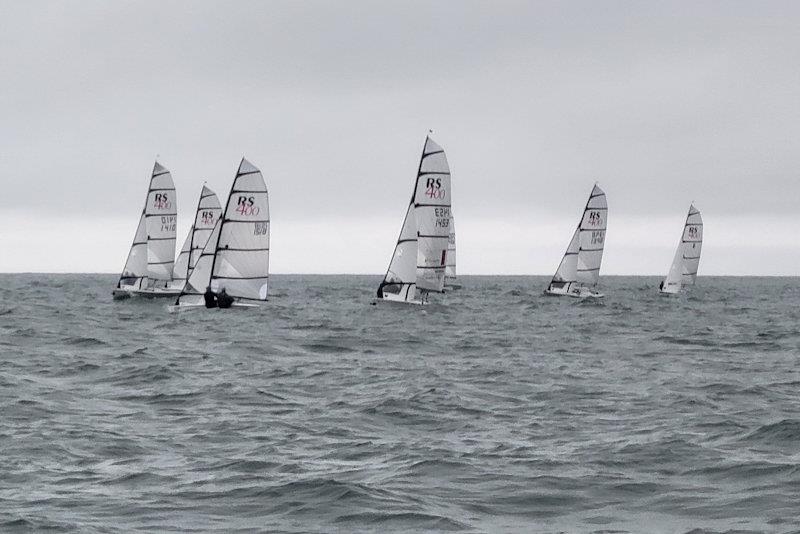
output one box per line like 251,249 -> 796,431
217,287 -> 234,309
204,286 -> 218,308
658,280 -> 664,292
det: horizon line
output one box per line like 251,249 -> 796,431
0,272 -> 797,278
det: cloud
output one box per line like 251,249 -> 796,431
1,1 -> 798,273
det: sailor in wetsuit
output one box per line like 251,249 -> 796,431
217,287 -> 234,309
658,280 -> 665,292
204,286 -> 218,308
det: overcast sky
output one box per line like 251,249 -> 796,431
1,1 -> 798,274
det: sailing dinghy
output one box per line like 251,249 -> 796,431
169,185 -> 222,291
444,213 -> 461,290
659,204 -> 703,294
544,184 -> 607,299
169,158 -> 270,311
375,136 -> 452,305
113,162 -> 179,299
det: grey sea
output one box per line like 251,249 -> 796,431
1,274 -> 799,533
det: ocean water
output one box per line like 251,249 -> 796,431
1,274 -> 799,533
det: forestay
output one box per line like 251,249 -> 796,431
377,136 -> 452,302
661,204 -> 703,293
171,185 -> 222,289
176,158 -> 270,306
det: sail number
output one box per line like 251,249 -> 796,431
687,226 -> 699,239
590,230 -> 605,245
160,215 -> 176,232
153,193 -> 172,210
254,222 -> 268,236
434,207 -> 451,228
236,195 -> 260,216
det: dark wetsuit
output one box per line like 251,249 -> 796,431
217,289 -> 234,309
204,288 -> 218,308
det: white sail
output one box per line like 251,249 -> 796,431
171,230 -> 192,289
661,204 -> 703,293
176,218 -> 222,306
377,136 -> 452,302
117,161 -> 176,290
175,158 -> 270,306
145,162 -> 177,282
445,213 -> 457,283
190,186 -> 222,270
171,185 -> 222,288
118,213 -> 147,289
576,184 -> 607,286
377,204 -> 418,301
545,184 -> 607,296
547,227 -> 579,292
414,137 -> 452,292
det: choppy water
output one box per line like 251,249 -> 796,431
1,274 -> 799,533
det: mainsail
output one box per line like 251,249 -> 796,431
176,158 -> 270,306
145,162 -> 177,283
546,184 -> 607,293
377,136 -> 452,302
661,204 -> 703,293
171,185 -> 222,288
445,213 -> 457,284
117,162 -> 176,290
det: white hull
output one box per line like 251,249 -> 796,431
167,301 -> 262,313
544,286 -> 604,299
113,286 -> 183,300
372,294 -> 425,306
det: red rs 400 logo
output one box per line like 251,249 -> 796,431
153,193 -> 171,210
200,210 -> 216,225
424,177 -> 446,200
235,196 -> 260,216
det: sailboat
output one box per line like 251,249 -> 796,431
544,184 -> 607,299
113,162 -> 179,299
444,213 -> 461,290
170,158 -> 270,311
659,204 -> 703,294
169,185 -> 222,291
376,136 -> 452,305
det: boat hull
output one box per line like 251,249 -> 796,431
544,286 -> 604,299
167,301 -> 262,313
113,287 -> 182,300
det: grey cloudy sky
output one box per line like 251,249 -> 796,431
1,1 -> 799,274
